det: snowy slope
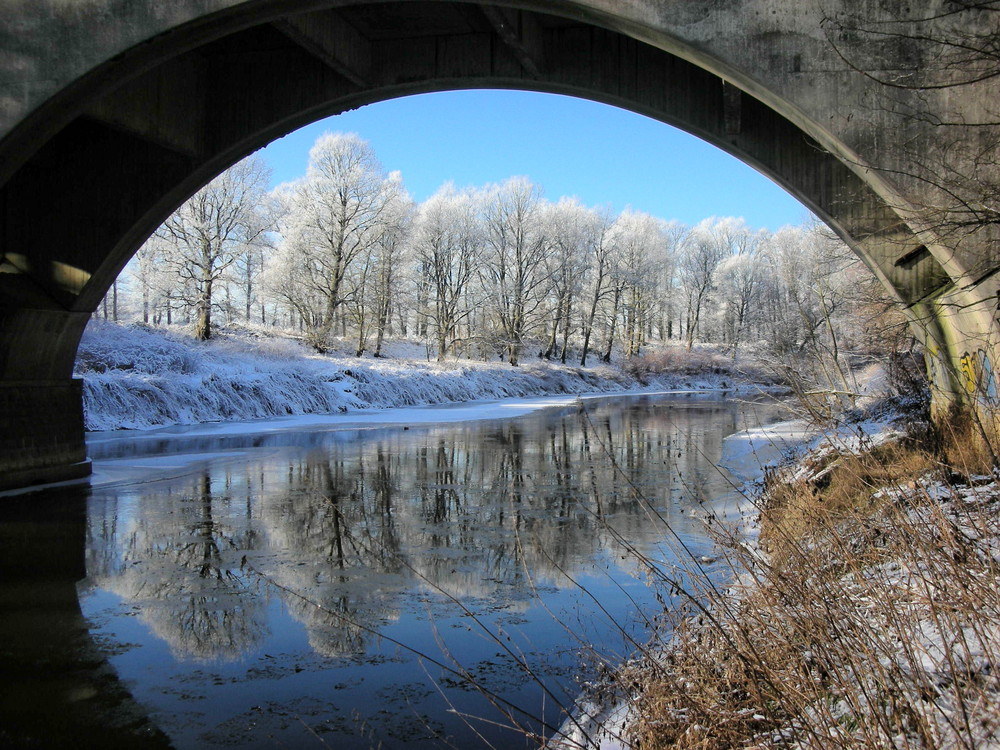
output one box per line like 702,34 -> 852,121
74,322 -> 758,432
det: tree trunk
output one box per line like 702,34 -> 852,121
602,286 -> 621,363
560,294 -> 572,364
195,275 -> 213,340
373,299 -> 389,358
542,303 -> 560,359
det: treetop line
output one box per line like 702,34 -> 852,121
111,131 -> 896,370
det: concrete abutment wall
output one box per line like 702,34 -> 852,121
1,0 -> 997,489
0,382 -> 90,491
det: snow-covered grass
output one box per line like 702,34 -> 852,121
559,399 -> 1000,749
76,322 -> 358,430
74,321 -> 776,432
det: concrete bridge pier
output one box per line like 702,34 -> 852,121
923,281 -> 1000,418
0,308 -> 91,490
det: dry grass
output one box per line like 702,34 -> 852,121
624,418 -> 1000,749
933,405 -> 1000,478
759,441 -> 938,557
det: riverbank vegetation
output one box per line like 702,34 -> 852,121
618,396 -> 1000,749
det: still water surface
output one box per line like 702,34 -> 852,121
68,393 -> 787,748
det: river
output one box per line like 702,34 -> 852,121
0,391 -> 791,749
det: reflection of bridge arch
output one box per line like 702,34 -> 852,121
0,489 -> 171,746
1,1 -> 996,488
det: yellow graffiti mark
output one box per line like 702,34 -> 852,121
959,353 -> 977,394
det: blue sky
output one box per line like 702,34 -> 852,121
257,89 -> 813,231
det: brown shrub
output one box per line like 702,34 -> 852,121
626,432 -> 1000,749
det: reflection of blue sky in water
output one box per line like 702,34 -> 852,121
80,393 -> 791,749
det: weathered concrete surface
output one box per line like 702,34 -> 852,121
0,382 -> 90,491
1,0 -> 998,488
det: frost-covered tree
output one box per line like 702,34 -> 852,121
227,236 -> 273,326
369,174 -> 413,358
767,226 -> 826,352
344,172 -> 413,357
480,177 -> 550,366
649,220 -> 686,343
151,155 -> 274,340
129,234 -> 176,325
758,224 -> 865,403
578,208 -> 617,366
608,209 -> 667,358
679,217 -> 740,349
538,197 -> 593,362
715,226 -> 767,356
412,184 -> 484,361
277,133 -> 401,349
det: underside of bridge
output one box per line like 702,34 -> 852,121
1,0 -> 997,490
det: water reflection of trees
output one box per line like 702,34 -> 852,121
87,397 -> 745,662
259,449 -> 406,657
86,471 -> 268,661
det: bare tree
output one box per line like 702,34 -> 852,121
152,155 -> 274,340
480,177 -> 550,366
412,184 -> 484,361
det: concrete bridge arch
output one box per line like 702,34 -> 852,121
1,0 -> 997,489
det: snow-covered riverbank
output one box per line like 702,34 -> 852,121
556,395 -> 1000,750
76,321 -> 778,432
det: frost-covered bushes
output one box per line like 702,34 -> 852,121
346,360 -> 633,408
75,322 -> 777,432
71,323 -> 639,431
75,322 -> 201,375
622,345 -> 782,386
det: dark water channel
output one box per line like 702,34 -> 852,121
0,393 -> 789,749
